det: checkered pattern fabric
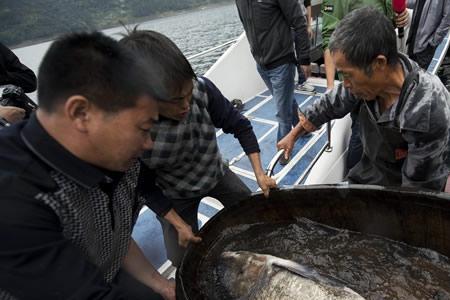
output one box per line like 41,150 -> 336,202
36,161 -> 143,283
142,78 -> 224,199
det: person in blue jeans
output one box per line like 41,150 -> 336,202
236,0 -> 311,164
256,63 -> 301,142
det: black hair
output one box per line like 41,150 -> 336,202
329,7 -> 399,75
38,31 -> 157,112
119,28 -> 196,100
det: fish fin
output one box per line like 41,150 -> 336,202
269,256 -> 350,287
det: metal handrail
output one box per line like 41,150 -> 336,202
187,38 -> 238,60
266,149 -> 285,177
325,121 -> 333,152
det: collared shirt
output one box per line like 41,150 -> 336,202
301,54 -> 450,191
0,115 -> 164,299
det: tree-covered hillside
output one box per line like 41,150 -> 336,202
0,0 -> 232,47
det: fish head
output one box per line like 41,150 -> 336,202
219,251 -> 268,298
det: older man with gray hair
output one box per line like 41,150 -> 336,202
278,7 -> 450,191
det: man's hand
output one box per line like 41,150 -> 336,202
301,64 -> 311,78
164,209 -> 202,248
0,106 -> 25,123
277,132 -> 296,161
160,279 -> 176,300
255,173 -> 277,198
395,10 -> 409,28
177,222 -> 202,248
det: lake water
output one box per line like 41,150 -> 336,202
13,3 -> 243,78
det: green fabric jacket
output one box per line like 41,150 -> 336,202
321,0 -> 394,50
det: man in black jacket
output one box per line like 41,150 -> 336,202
0,42 -> 37,124
0,32 -> 175,300
235,0 -> 311,162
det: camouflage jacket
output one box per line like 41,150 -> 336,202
302,54 -> 450,191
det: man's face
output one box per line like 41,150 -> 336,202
87,95 -> 158,171
158,80 -> 194,121
332,51 -> 383,100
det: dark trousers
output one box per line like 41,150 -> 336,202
157,165 -> 251,267
408,45 -> 437,70
114,270 -> 164,300
297,64 -> 307,85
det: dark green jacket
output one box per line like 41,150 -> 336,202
321,0 -> 394,50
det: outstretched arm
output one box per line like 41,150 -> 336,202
247,152 -> 277,197
278,84 -> 358,159
277,116 -> 309,160
140,165 -> 201,248
123,239 -> 176,300
163,209 -> 202,247
203,77 -> 276,196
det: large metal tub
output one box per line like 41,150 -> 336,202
176,185 -> 450,299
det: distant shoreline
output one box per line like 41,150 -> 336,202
12,0 -> 234,49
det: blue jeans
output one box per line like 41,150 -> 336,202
257,63 -> 299,141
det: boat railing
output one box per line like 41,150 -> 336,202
187,38 -> 238,61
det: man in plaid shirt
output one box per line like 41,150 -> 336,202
120,29 -> 277,267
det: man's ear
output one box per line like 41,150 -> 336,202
64,95 -> 92,133
372,55 -> 388,71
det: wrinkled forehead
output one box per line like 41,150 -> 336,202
332,51 -> 365,73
